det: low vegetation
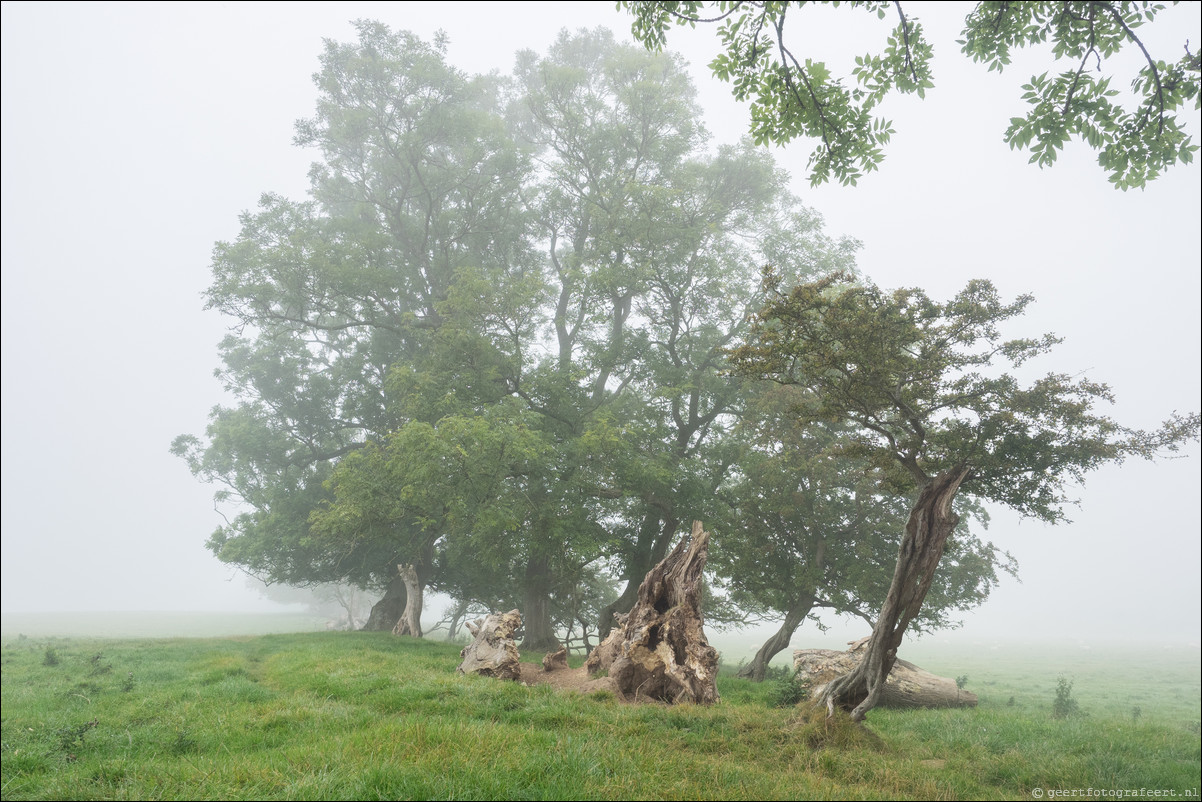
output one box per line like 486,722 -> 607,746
2,632 -> 1198,800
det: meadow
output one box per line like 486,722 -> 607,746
1,624 -> 1198,800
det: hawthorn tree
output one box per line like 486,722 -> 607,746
713,384 -> 1014,682
728,270 -> 1199,719
622,1 -> 1200,188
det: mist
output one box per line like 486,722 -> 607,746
1,2 -> 1197,651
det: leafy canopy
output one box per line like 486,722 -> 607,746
621,1 -> 1200,188
727,269 -> 1200,521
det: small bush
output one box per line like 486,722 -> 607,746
55,719 -> 98,757
770,670 -> 810,708
955,674 -> 969,689
42,648 -> 60,666
1052,675 -> 1079,719
88,653 -> 113,676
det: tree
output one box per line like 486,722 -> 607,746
177,24 -> 865,647
621,1 -> 1200,188
712,384 -> 1014,682
172,22 -> 534,628
728,270 -> 1199,719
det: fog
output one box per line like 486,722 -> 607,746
2,2 -> 1198,647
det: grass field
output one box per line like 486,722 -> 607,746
2,626 -> 1198,800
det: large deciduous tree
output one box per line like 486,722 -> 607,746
622,1 -> 1200,188
728,270 -> 1199,719
177,23 -> 875,644
172,22 -> 534,628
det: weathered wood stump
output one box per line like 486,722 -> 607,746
584,612 -> 626,676
585,521 -> 719,704
457,609 -> 522,680
794,638 -> 978,709
542,645 -> 569,672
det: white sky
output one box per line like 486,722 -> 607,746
2,1 -> 1198,646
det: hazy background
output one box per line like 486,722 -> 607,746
3,2 -> 1198,647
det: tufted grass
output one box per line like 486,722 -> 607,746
2,631 -> 1198,800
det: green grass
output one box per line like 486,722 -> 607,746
2,632 -> 1198,800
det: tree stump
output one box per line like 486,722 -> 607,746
794,639 -> 978,709
584,612 -> 627,676
542,645 -> 569,672
457,610 -> 522,680
586,521 -> 720,704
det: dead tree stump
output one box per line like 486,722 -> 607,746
794,639 -> 978,709
542,645 -> 569,672
457,609 -> 522,681
584,612 -> 626,676
586,521 -> 719,704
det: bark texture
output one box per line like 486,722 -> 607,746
391,564 -> 423,637
585,612 -> 627,676
362,573 -> 407,631
587,521 -> 719,704
457,610 -> 522,681
521,553 -> 561,653
817,467 -> 971,721
598,513 -> 677,638
795,641 -> 978,709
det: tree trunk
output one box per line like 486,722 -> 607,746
520,552 -> 561,653
391,564 -> 423,637
737,595 -> 814,682
590,521 -> 720,704
457,610 -> 523,680
361,573 -> 407,631
598,512 -> 677,638
795,643 -> 978,709
817,467 -> 971,721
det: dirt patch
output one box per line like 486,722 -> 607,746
516,661 -> 622,697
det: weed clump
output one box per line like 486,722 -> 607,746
55,719 -> 98,760
770,669 -> 810,708
789,704 -> 885,751
1052,675 -> 1079,719
42,648 -> 60,667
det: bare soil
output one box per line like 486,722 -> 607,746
515,660 -> 621,696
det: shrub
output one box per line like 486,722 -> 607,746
1052,675 -> 1079,719
770,670 -> 811,708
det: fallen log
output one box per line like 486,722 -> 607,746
793,639 -> 978,709
456,609 -> 522,681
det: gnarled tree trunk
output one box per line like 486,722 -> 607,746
391,564 -> 423,637
598,512 -> 677,639
589,521 -> 719,704
361,572 -> 407,631
521,552 -> 561,653
737,595 -> 814,682
817,467 -> 971,721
